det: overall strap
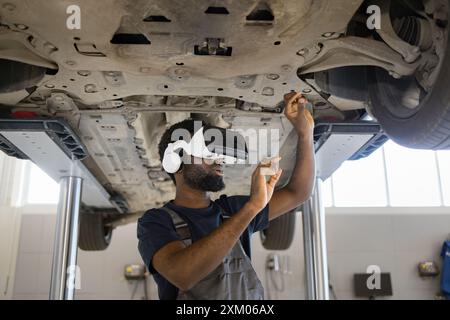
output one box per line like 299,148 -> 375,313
221,212 -> 232,220
215,202 -> 232,220
159,207 -> 192,246
160,202 -> 232,246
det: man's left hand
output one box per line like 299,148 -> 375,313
284,92 -> 315,138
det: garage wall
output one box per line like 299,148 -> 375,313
252,209 -> 449,300
0,206 -> 21,300
12,211 -> 159,300
0,153 -> 26,300
325,208 -> 449,300
12,207 -> 450,300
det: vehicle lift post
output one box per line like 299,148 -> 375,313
302,177 -> 329,300
301,121 -> 386,300
0,119 -> 118,300
49,176 -> 83,300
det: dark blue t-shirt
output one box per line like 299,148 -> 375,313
137,195 -> 269,300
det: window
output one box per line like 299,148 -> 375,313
437,151 -> 450,206
26,163 -> 59,204
384,141 -> 441,207
325,140 -> 450,208
331,147 -> 387,207
322,177 -> 333,208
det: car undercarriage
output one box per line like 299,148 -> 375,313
1,0 -> 450,243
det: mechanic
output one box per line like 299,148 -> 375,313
137,92 -> 315,300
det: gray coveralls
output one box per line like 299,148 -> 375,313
161,206 -> 265,300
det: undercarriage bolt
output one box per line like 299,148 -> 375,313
112,101 -> 124,107
262,87 -> 275,96
250,106 -> 263,112
322,32 -> 335,38
140,67 -> 151,73
389,71 -> 401,79
44,42 -> 57,52
78,70 -> 91,77
296,49 -> 308,56
281,65 -> 293,73
85,84 -> 97,93
15,24 -> 28,30
266,74 -> 280,80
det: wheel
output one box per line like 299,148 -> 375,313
78,213 -> 113,251
0,59 -> 47,93
260,209 -> 296,250
368,0 -> 450,150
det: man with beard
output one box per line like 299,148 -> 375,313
137,92 -> 315,300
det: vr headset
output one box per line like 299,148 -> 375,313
162,127 -> 248,174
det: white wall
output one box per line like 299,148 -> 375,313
324,207 -> 449,300
0,153 -> 26,299
12,210 -> 159,300
0,206 -> 21,299
252,208 -> 449,300
10,207 -> 450,300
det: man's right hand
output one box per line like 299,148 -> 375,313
247,160 -> 283,213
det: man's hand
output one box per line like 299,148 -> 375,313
284,92 -> 315,138
247,160 -> 283,213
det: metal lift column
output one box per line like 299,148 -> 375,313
49,176 -> 83,300
0,119 -> 119,300
302,122 -> 388,300
302,177 -> 329,300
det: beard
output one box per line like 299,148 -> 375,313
183,165 -> 225,192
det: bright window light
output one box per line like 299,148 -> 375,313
26,163 -> 59,204
437,151 -> 450,206
322,177 -> 334,207
383,140 -> 441,207
331,146 -> 388,207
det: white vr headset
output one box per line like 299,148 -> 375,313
162,127 -> 247,174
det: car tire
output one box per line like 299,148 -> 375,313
78,213 -> 113,251
368,68 -> 450,149
260,209 -> 296,250
0,59 -> 47,93
367,4 -> 450,150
